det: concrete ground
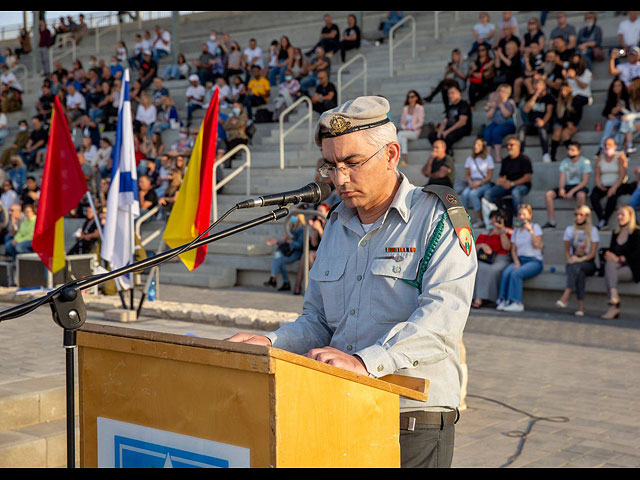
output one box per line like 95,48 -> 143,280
1,285 -> 639,468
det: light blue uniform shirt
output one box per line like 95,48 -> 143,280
266,174 -> 478,412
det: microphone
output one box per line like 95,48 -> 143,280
236,182 -> 332,209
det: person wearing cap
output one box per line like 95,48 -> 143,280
610,45 -> 640,89
185,75 -> 205,128
226,95 -> 477,468
139,50 -> 157,91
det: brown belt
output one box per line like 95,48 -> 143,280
400,409 -> 460,431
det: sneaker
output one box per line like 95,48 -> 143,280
502,301 -> 525,312
496,299 -> 507,311
626,145 -> 637,155
542,153 -> 552,163
542,221 -> 556,229
597,219 -> 607,230
278,282 -> 291,292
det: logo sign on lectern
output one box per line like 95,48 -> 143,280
97,418 -> 250,468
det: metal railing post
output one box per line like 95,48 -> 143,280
337,53 -> 367,106
388,15 -> 415,77
279,96 -> 313,169
434,11 -> 440,40
211,144 -> 251,222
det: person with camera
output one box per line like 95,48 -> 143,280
555,205 -> 599,317
496,203 -> 544,313
609,46 -> 640,90
482,83 -> 517,162
471,209 -> 513,309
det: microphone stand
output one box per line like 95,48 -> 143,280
0,206 -> 289,468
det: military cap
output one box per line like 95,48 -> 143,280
314,96 -> 393,147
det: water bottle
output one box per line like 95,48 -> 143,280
148,278 -> 157,302
549,266 -> 556,274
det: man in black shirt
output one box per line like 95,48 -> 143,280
340,14 -> 361,62
519,77 -> 555,163
311,70 -> 337,114
138,175 -> 158,215
485,137 -> 532,213
139,50 -> 157,90
35,84 -> 56,122
427,85 -> 472,154
307,14 -> 340,57
21,117 -> 48,171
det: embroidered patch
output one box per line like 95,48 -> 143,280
446,194 -> 458,205
455,226 -> 473,256
329,115 -> 352,135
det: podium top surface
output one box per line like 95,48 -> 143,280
78,323 -> 428,402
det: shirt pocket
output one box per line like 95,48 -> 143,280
369,257 -> 421,324
309,255 -> 347,327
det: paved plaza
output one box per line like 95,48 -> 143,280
1,286 -> 639,468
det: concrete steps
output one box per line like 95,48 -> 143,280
0,374 -> 77,468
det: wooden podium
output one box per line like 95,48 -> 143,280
76,324 -> 428,468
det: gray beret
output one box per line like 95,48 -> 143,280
314,96 -> 392,147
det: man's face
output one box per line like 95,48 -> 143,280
448,87 -> 461,104
506,139 -> 521,157
567,145 -> 580,157
139,177 -> 150,191
557,13 -> 566,27
9,205 -> 21,220
433,141 -> 446,158
317,72 -> 328,86
320,132 -> 397,211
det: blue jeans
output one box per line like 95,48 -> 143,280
162,64 -> 182,80
5,238 -> 33,259
299,74 -> 318,96
630,185 -> 640,209
498,256 -> 543,303
268,65 -> 287,86
151,121 -> 171,136
483,120 -> 515,147
486,184 -> 530,211
187,103 -> 202,123
152,49 -> 169,64
270,249 -> 302,283
600,118 -> 621,149
460,182 -> 493,211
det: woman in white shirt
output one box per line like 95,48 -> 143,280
460,138 -> 494,227
468,12 -> 495,57
497,204 -> 544,312
135,93 -> 157,129
0,112 -> 8,145
397,90 -> 425,166
555,205 -> 599,317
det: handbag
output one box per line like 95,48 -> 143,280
477,250 -> 497,264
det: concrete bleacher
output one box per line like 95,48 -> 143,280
3,10 -> 639,315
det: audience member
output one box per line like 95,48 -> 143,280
0,112 -> 7,146
289,48 -> 309,81
467,44 -> 495,109
269,36 -> 294,86
520,77 -> 555,163
299,46 -> 331,97
8,156 -> 26,192
485,137 -> 532,214
599,78 -> 629,153
564,53 -> 592,115
15,28 -> 32,57
609,46 -> 640,90
619,78 -> 640,154
376,11 -> 404,46
495,23 -> 521,55
226,41 -> 245,80
67,205 -> 99,255
311,70 -> 337,114
427,85 -> 472,154
230,75 -> 247,103
96,138 -> 112,178
242,38 -> 264,82
469,12 -> 495,57
185,75 -> 205,128
483,83 -> 517,162
0,120 -> 29,169
139,50 -> 157,91
397,90 -> 425,166
472,209 -> 512,308
493,40 -> 523,100
162,53 -> 190,81
600,205 -> 640,319
243,65 -> 270,121
293,203 -> 329,296
421,139 -> 455,188
541,49 -> 565,98
221,102 -> 249,168
21,116 -> 47,171
307,14 -> 340,57
590,137 -> 637,230
138,175 -> 158,215
263,214 -> 305,291
5,202 -> 35,259
576,12 -> 604,70
340,14 -> 361,63
617,11 -> 640,54
0,179 -> 18,212
424,48 -> 469,107
151,25 -> 171,64
135,92 -> 157,130
543,141 -> 592,229
272,69 -> 301,120
555,205 -> 599,316
550,82 -> 583,161
461,138 -> 495,227
151,77 -> 169,109
1,201 -> 22,247
157,168 -> 182,217
523,17 -> 545,55
151,95 -> 179,136
38,21 -> 52,76
496,11 -> 520,44
496,203 -> 544,313
550,11 -> 577,50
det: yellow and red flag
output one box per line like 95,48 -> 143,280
32,96 -> 88,273
163,88 -> 219,271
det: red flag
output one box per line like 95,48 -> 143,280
32,96 -> 88,273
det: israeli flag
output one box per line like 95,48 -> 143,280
101,69 -> 140,289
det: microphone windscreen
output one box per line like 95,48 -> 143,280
317,182 -> 333,203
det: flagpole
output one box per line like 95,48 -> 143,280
85,192 -> 103,241
129,203 -> 135,310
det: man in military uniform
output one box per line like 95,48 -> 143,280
226,96 -> 477,468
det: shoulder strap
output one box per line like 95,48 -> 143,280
422,185 -> 474,256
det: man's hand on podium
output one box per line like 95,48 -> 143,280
224,333 -> 273,346
304,347 -> 369,376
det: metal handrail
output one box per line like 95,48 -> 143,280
9,64 -> 28,96
287,207 -> 327,293
135,206 -> 161,248
389,15 -> 416,77
337,54 -> 367,106
96,23 -> 121,54
48,34 -> 76,74
212,143 -> 251,222
279,95 -> 313,169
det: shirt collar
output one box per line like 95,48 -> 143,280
330,172 -> 414,227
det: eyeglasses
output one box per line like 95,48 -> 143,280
318,144 -> 388,179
